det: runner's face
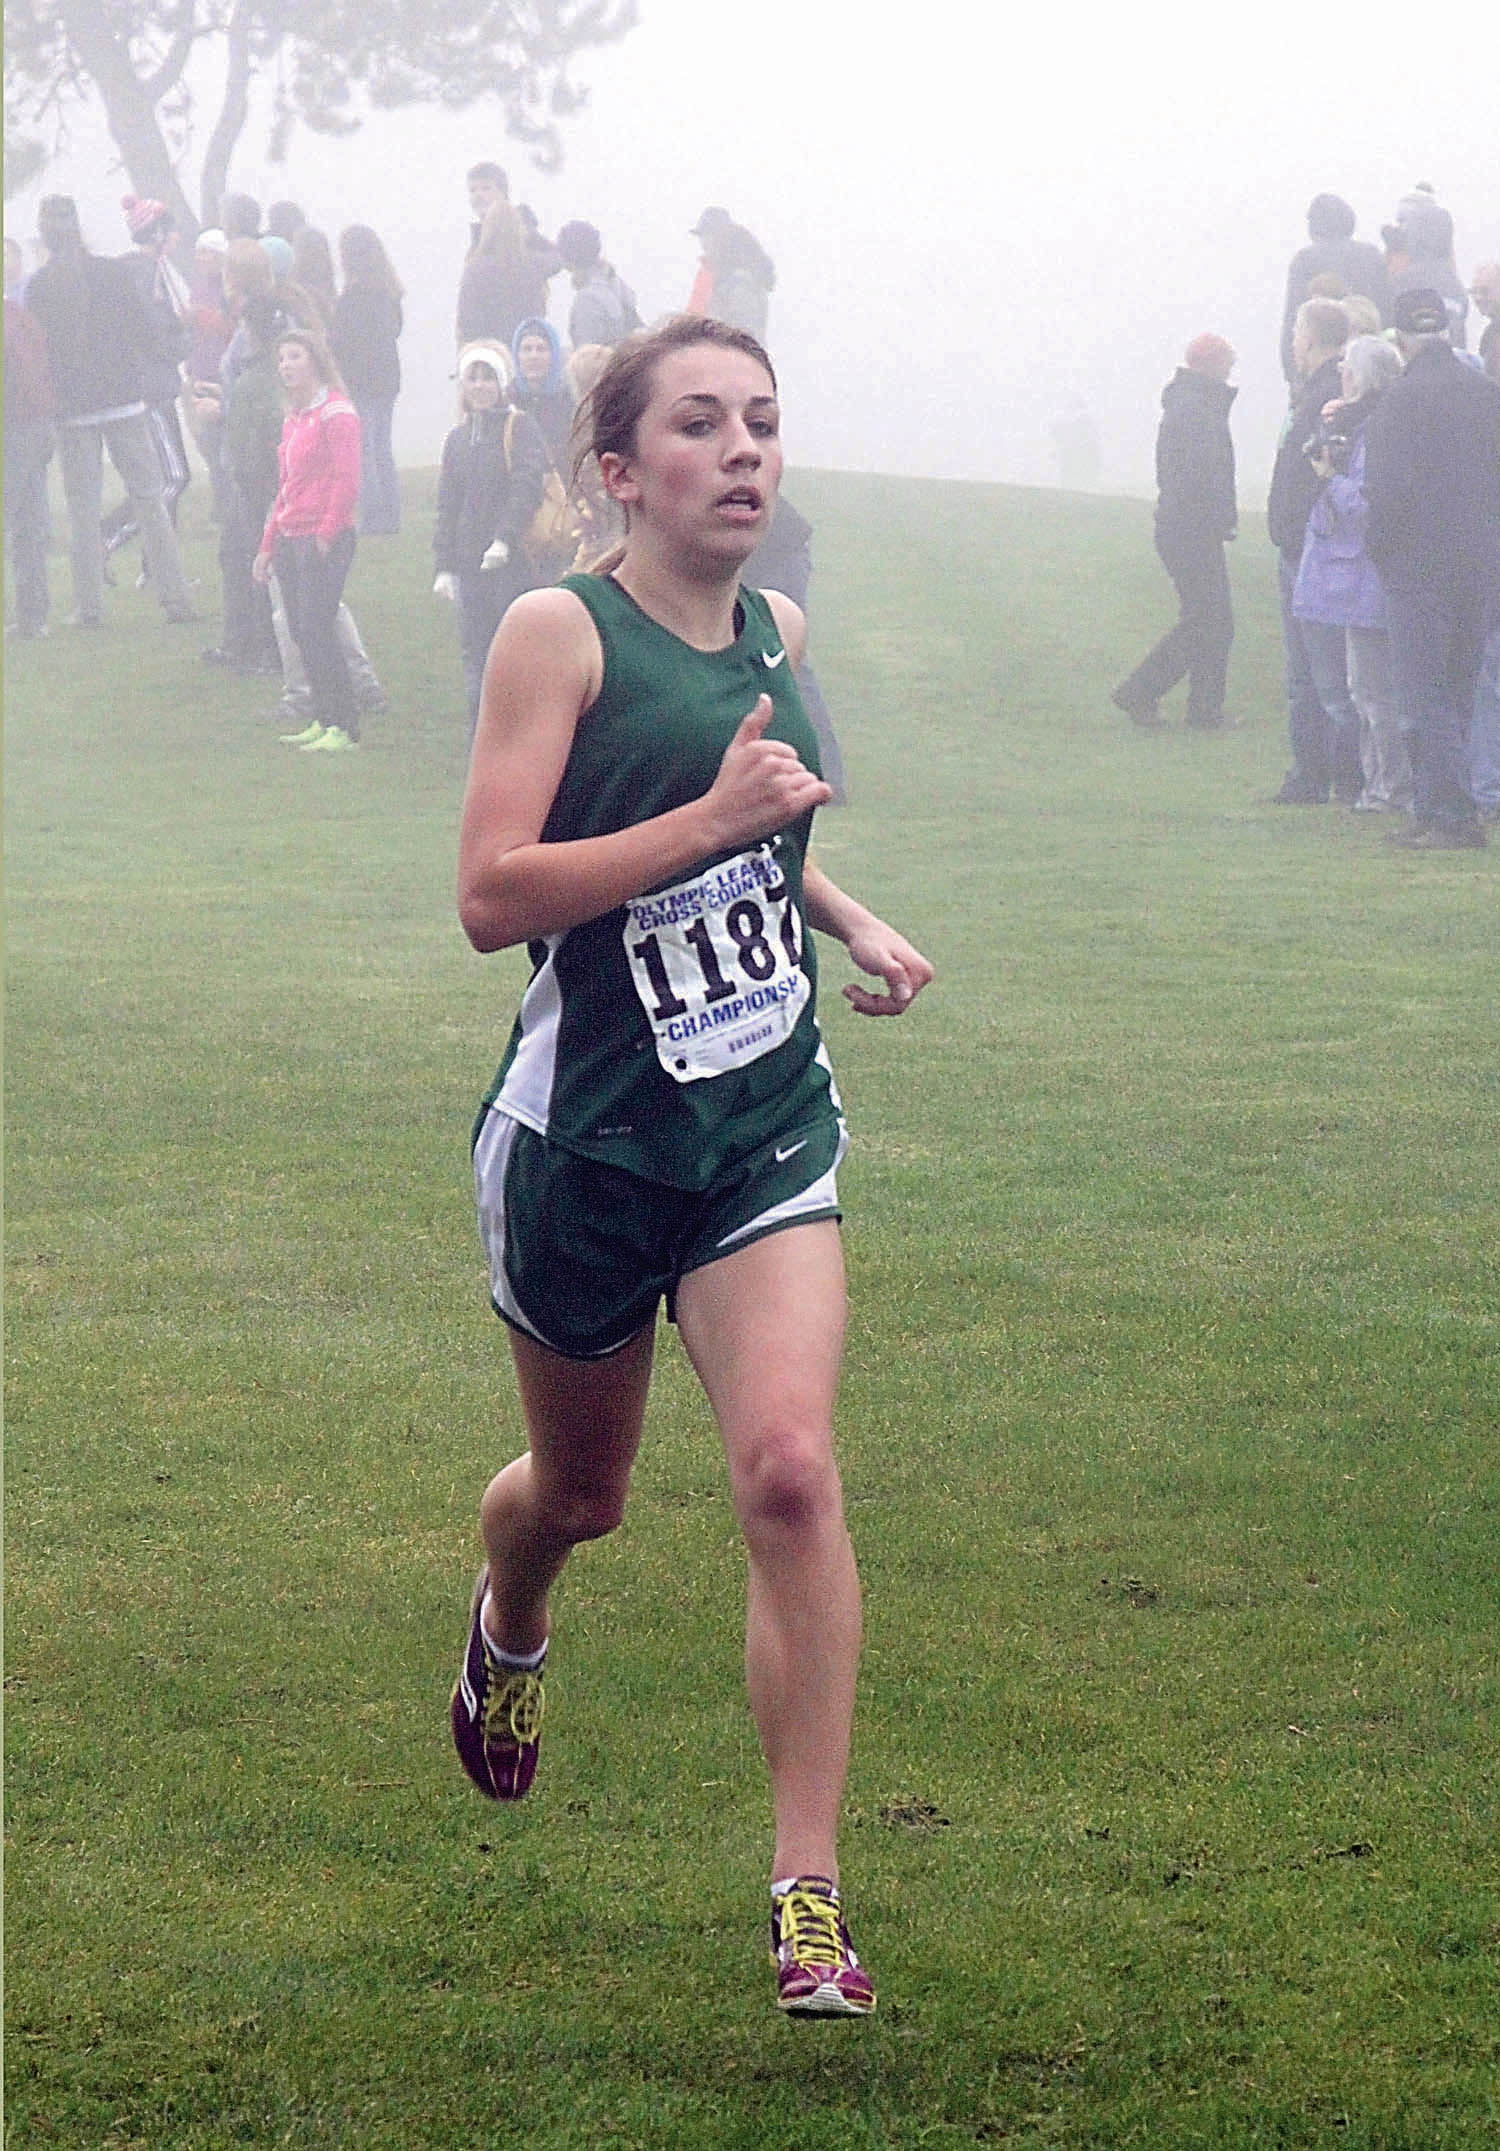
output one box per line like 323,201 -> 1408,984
518,335 -> 551,384
469,178 -> 502,219
464,365 -> 501,410
605,344 -> 781,563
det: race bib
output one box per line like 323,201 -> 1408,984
624,844 -> 810,1084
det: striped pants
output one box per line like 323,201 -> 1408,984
101,399 -> 190,556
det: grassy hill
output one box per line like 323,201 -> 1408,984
6,473 -> 1497,2148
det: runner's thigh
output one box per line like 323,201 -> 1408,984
674,1220 -> 846,1457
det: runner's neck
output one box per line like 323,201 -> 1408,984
610,547 -> 743,653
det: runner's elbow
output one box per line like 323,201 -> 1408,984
458,876 -> 524,953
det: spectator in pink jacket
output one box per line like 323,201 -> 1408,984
254,328 -> 364,752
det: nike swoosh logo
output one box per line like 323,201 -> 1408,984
763,648 -> 787,669
774,1139 -> 808,1163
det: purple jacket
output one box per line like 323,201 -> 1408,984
1292,432 -> 1385,631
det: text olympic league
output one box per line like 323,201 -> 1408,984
629,851 -> 781,935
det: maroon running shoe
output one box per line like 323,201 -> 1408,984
450,1569 -> 545,1800
770,1876 -> 876,2016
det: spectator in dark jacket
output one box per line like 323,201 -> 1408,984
332,224 -> 404,534
457,201 -> 548,350
25,194 -> 194,625
1113,332 -> 1239,730
1267,297 -> 1361,803
1279,194 -> 1389,383
191,293 -> 286,675
1363,288 -> 1500,849
432,341 -> 548,734
4,285 -> 55,637
102,196 -> 193,570
556,222 -> 640,349
290,226 -> 339,327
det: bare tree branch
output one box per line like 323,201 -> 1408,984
6,0 -> 639,220
142,8 -> 203,106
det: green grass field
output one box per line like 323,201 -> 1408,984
6,471 -> 1498,2149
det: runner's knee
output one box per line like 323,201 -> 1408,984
536,1477 -> 630,1544
730,1426 -> 841,1536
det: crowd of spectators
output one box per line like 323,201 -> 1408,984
9,162 -> 1492,840
1115,182 -> 1500,852
4,165 -> 795,764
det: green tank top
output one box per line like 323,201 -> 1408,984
480,573 -> 841,1191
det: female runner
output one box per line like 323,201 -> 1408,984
451,315 -> 933,2017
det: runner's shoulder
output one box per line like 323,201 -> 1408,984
493,584 -> 605,704
756,586 -> 807,667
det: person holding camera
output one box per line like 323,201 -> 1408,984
1292,334 -> 1411,814
1266,297 -> 1364,805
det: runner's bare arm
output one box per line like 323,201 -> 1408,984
802,865 -> 935,1017
458,590 -> 829,953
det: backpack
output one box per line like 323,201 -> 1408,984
503,409 -> 579,574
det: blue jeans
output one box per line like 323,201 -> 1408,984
1383,578 -> 1490,830
1469,621 -> 1500,812
353,394 -> 400,535
1280,552 -> 1362,799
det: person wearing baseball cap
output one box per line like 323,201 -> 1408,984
684,206 -> 775,341
1362,289 -> 1500,848
555,220 -> 639,349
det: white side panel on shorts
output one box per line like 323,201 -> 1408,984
713,1121 -> 850,1251
472,1109 -> 549,1344
493,935 -> 563,1136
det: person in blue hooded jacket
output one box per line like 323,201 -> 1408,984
510,316 -> 575,466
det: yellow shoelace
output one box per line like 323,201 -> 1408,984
779,1888 -> 844,1968
483,1669 -> 544,1746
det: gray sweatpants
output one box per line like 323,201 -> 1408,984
56,412 -> 193,621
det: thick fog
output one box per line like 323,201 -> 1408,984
10,0 -> 1496,504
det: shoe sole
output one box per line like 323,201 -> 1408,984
779,1980 -> 876,2017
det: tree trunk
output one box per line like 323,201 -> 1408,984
198,0 -> 256,227
56,0 -> 198,237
